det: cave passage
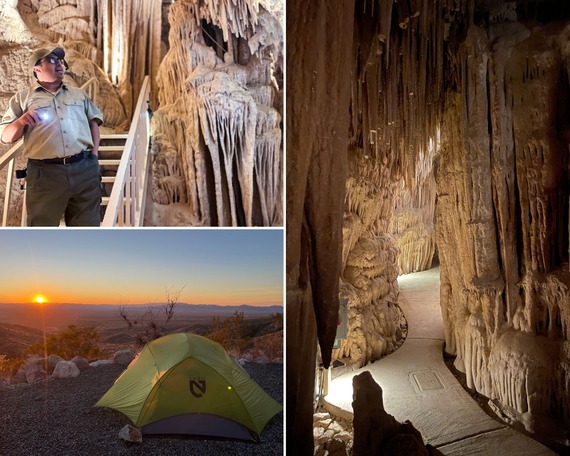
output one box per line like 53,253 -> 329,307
323,268 -> 554,454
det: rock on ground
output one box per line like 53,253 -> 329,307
46,355 -> 65,373
352,371 -> 443,456
70,357 -> 90,370
113,349 -> 134,365
90,360 -> 114,367
52,361 -> 80,379
119,424 -> 142,443
24,364 -> 47,384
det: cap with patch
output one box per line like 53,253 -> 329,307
29,47 -> 65,72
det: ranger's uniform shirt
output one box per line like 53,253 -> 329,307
0,81 -> 104,159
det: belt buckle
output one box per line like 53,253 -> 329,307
62,155 -> 71,165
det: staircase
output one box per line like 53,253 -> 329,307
99,134 -> 127,211
0,76 -> 151,227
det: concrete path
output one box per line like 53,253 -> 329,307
324,268 -> 555,455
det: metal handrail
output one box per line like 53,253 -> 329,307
0,140 -> 22,226
101,75 -> 150,227
82,77 -> 99,105
0,77 -> 101,226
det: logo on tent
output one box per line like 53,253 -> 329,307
189,378 -> 207,398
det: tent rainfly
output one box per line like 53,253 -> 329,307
95,333 -> 282,441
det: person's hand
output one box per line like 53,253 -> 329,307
17,110 -> 41,127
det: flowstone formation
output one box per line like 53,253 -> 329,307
151,0 -> 283,226
437,5 -> 570,445
335,0 -> 445,370
338,149 -> 403,366
390,140 -> 437,275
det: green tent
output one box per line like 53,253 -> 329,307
95,333 -> 282,440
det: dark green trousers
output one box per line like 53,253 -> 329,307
26,154 -> 102,226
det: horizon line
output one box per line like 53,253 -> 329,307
0,301 -> 283,307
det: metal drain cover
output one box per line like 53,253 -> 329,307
412,371 -> 444,391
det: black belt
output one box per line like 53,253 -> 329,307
31,150 -> 90,165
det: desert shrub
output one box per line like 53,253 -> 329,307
0,355 -> 26,381
27,325 -> 101,360
208,312 -> 250,358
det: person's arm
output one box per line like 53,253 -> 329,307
89,119 -> 100,157
1,110 -> 40,144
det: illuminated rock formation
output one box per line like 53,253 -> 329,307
391,139 -> 437,275
338,150 -> 403,365
151,0 -> 283,226
437,10 -> 570,440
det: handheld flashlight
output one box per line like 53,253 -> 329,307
38,110 -> 51,122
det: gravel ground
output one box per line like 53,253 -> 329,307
0,362 -> 283,456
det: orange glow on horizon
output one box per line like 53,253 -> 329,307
6,288 -> 283,307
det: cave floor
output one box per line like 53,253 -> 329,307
324,268 -> 555,455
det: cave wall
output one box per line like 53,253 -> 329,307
338,146 -> 403,365
150,0 -> 283,226
15,0 -> 162,116
437,8 -> 570,437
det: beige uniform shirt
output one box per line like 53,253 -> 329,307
0,82 -> 104,159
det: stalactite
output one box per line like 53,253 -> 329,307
152,0 -> 282,226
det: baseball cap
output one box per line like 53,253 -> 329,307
29,47 -> 65,71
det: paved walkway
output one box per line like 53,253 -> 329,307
324,268 -> 555,455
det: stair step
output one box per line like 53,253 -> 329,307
98,159 -> 121,166
100,133 -> 128,148
101,176 -> 115,183
99,145 -> 124,152
101,133 -> 128,140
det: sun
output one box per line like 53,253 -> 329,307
34,295 -> 47,304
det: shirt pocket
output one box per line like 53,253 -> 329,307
64,99 -> 86,121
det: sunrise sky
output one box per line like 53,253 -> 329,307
0,229 -> 283,306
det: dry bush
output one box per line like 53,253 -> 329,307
0,355 -> 26,381
27,325 -> 101,360
208,311 -> 251,358
118,286 -> 184,347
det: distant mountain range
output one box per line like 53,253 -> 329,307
0,303 -> 282,332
